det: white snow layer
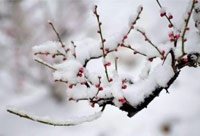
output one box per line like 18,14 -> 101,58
124,55 -> 174,107
7,106 -> 102,126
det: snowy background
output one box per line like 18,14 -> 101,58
0,0 -> 200,136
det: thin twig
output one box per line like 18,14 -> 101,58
34,59 -> 56,70
136,29 -> 164,58
48,21 -> 65,48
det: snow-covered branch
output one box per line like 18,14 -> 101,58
7,0 -> 200,125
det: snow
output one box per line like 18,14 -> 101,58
53,59 -> 84,84
33,41 -> 64,54
7,106 -> 102,126
124,55 -> 174,107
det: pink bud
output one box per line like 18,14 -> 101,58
120,43 -> 125,47
107,62 -> 111,66
168,24 -> 173,28
63,57 -> 66,61
118,99 -> 126,103
162,50 -> 165,55
69,85 -> 73,89
91,103 -> 95,108
184,38 -> 187,42
148,58 -> 153,62
105,48 -> 109,52
168,33 -> 173,38
124,35 -> 128,39
52,55 -> 56,58
79,67 -> 84,73
160,12 -> 166,17
99,87 -> 103,91
169,15 -> 173,19
109,78 -> 113,82
183,58 -> 188,62
175,34 -> 180,39
45,52 -> 49,56
122,85 -> 127,89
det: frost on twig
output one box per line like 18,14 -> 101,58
7,0 -> 200,125
7,107 -> 103,126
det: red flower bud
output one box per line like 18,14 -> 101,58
148,58 -> 153,62
99,87 -> 103,91
168,24 -> 173,28
122,85 -> 127,89
124,35 -> 128,39
69,84 -> 73,89
118,99 -> 126,103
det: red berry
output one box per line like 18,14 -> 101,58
131,25 -> 134,29
188,12 -> 191,16
95,5 -> 98,9
99,22 -> 102,25
115,48 -> 118,52
103,39 -> 106,42
186,27 -> 190,31
54,80 -> 58,82
118,99 -> 126,104
161,57 -> 164,61
195,0 -> 198,4
122,85 -> 127,89
133,51 -> 137,54
97,30 -> 100,33
184,38 -> 187,42
142,32 -> 146,36
68,98 -> 73,101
